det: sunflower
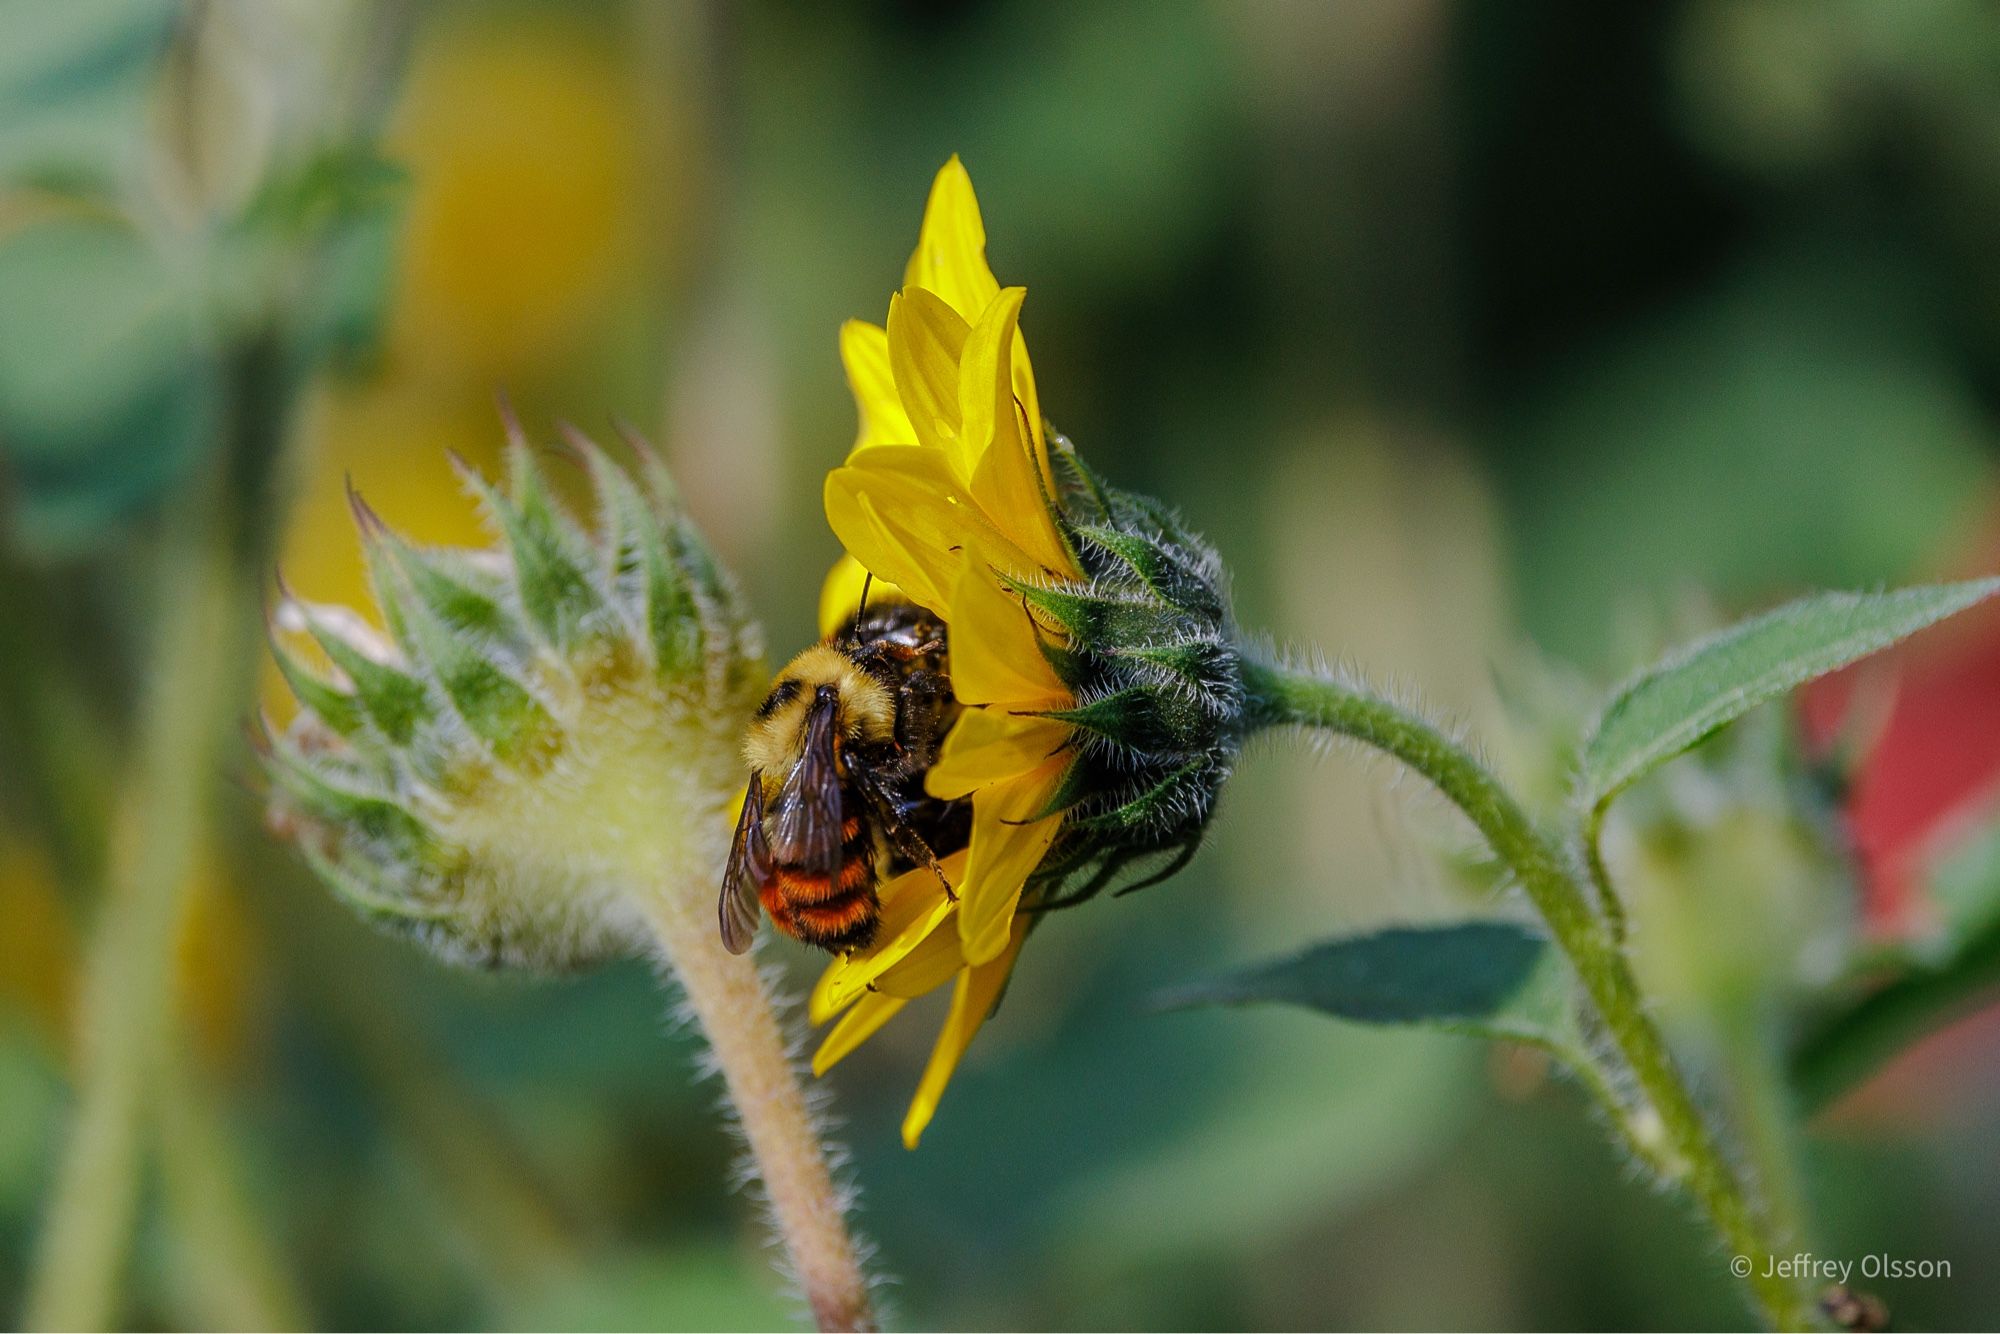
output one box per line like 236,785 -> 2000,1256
807,159 -> 1244,1147
806,159 -> 1079,1147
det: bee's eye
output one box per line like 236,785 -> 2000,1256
755,678 -> 802,719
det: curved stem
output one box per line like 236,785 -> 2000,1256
1242,658 -> 1816,1331
1582,807 -> 1629,943
633,888 -> 876,1333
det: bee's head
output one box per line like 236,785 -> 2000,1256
743,646 -> 896,776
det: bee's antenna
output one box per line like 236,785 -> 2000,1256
853,572 -> 874,639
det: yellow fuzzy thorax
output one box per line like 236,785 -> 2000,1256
743,643 -> 895,778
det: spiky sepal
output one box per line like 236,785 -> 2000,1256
1017,432 -> 1248,912
261,418 -> 764,970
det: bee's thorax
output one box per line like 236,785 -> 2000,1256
743,644 -> 896,775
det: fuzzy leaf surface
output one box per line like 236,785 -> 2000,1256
1580,578 -> 2000,818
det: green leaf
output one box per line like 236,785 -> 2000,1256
575,435 -> 700,675
1579,578 -> 2000,818
1006,577 -> 1185,648
0,218 -> 216,551
263,745 -> 427,858
237,146 -> 409,367
390,585 -> 557,765
1041,683 -> 1211,752
1075,522 -> 1224,619
0,0 -> 176,186
1154,921 -> 1576,1053
454,450 -> 603,651
369,530 -> 519,648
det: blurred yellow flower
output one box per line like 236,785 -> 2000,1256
267,9 -> 675,719
0,837 -> 74,1049
810,158 -> 1081,1148
384,14 -> 652,380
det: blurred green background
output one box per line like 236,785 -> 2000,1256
5,1 -> 2000,1329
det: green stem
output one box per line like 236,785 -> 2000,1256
1720,1009 -> 1811,1261
1582,808 -> 1628,943
1560,1033 -> 1678,1180
24,463 -> 254,1330
155,1043 -> 311,1330
1242,658 -> 1816,1331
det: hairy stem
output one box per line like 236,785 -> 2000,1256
1720,1009 -> 1811,1263
1242,658 -> 1816,1331
633,887 -> 876,1333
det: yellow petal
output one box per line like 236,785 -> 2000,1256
956,287 -> 1021,464
946,540 -> 1068,707
807,851 -> 966,1022
968,405 -> 1073,580
875,918 -> 967,998
940,287 -> 1064,569
841,319 -> 913,452
926,707 -> 1072,799
902,155 -> 1001,325
1012,328 -> 1047,482
823,450 -> 964,617
958,291 -> 1070,575
958,763 -> 1066,966
902,918 -> 1029,1149
886,288 -> 968,457
895,161 -> 1053,514
825,448 -> 1045,621
812,991 -> 908,1076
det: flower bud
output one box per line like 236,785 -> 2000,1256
1015,434 -> 1248,908
261,419 -> 762,969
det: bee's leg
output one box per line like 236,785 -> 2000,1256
856,769 -> 956,900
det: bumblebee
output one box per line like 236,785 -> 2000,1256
719,596 -> 968,954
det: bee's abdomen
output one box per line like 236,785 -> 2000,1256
762,813 -> 880,952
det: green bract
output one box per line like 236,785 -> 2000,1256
262,420 -> 763,970
1022,433 -> 1249,910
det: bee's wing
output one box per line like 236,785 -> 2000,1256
718,773 -> 771,954
769,692 -> 844,878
